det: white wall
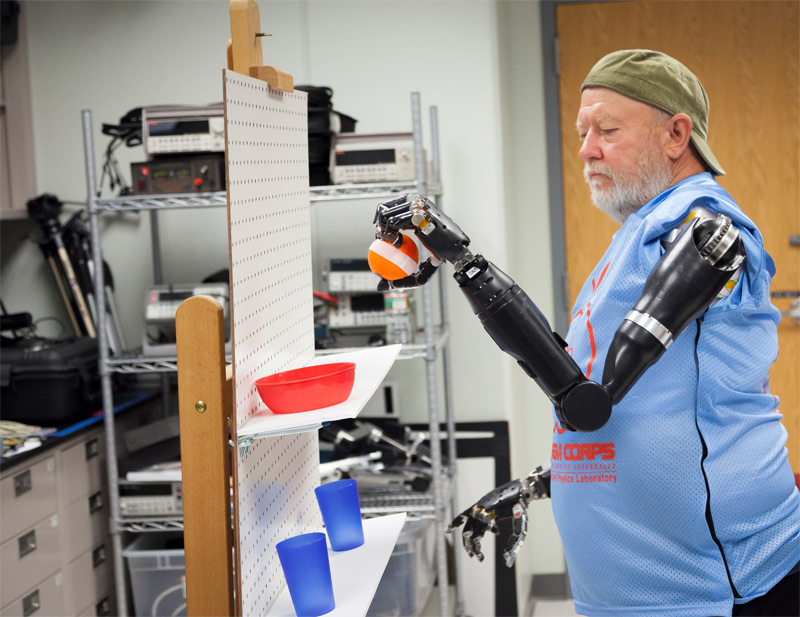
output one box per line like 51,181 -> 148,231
0,0 -> 566,596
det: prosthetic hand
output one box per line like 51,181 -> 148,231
446,466 -> 551,567
373,193 -> 472,290
373,194 -> 744,432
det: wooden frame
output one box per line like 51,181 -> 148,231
176,296 -> 235,617
174,5 -> 304,614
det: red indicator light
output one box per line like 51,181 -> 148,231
194,178 -> 203,186
141,167 -> 149,176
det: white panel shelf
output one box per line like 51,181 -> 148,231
237,344 -> 401,444
267,513 -> 407,617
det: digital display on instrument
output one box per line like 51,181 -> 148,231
335,149 -> 397,166
330,258 -> 371,272
158,291 -> 193,302
148,120 -> 210,136
120,482 -> 174,496
351,294 -> 385,312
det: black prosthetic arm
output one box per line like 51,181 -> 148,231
602,216 -> 744,403
454,255 -> 612,432
450,215 -> 743,432
373,194 -> 744,434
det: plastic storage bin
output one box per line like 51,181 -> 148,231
367,517 -> 435,617
123,533 -> 186,617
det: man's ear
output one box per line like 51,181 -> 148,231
665,113 -> 694,160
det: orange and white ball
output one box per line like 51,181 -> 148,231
368,234 -> 420,281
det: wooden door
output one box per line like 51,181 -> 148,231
555,1 -> 800,469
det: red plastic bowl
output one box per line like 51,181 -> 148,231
255,362 -> 356,414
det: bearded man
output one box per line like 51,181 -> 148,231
551,49 -> 799,617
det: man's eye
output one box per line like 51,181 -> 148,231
601,128 -> 618,135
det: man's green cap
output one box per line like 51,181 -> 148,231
581,49 -> 725,176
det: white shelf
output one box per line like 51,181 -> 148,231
267,513 -> 407,617
237,345 -> 402,443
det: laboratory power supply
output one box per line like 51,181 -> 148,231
143,283 -> 230,356
327,258 -> 382,292
119,480 -> 182,517
142,104 -> 224,156
131,154 -> 225,194
331,133 -> 423,184
325,259 -> 414,333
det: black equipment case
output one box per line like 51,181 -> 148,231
1,336 -> 102,425
295,85 -> 357,186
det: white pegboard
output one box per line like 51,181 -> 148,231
224,69 -> 323,616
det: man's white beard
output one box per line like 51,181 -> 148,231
584,142 -> 674,223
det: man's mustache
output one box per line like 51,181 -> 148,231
584,165 -> 614,181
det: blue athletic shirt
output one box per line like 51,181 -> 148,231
551,172 -> 800,616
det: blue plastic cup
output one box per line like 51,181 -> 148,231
275,532 -> 335,617
314,479 -> 365,551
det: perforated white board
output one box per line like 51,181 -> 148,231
224,70 -> 322,616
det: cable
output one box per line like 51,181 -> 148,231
151,582 -> 184,616
313,290 -> 339,305
1,298 -> 32,339
98,133 -> 134,197
99,107 -> 143,197
170,603 -> 186,617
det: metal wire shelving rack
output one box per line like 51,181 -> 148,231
360,474 -> 451,518
83,92 -> 461,617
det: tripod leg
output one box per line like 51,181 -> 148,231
55,244 -> 96,338
46,254 -> 83,335
104,285 -> 127,354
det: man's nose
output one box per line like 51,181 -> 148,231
579,132 -> 602,162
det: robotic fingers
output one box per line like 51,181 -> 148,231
371,194 -> 474,291
446,466 -> 551,567
375,257 -> 442,292
374,193 -> 472,264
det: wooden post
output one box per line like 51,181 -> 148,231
227,0 -> 294,92
228,0 -> 263,74
176,295 -> 234,617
